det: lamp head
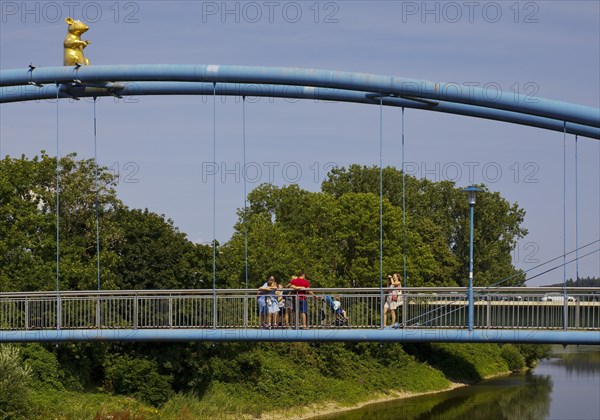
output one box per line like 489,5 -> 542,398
463,185 -> 482,205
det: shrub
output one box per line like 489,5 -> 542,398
20,343 -> 65,390
104,355 -> 173,407
514,344 -> 551,368
500,344 -> 526,372
0,344 -> 32,418
55,342 -> 107,391
209,345 -> 263,385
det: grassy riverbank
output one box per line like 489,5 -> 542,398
2,342 -> 548,419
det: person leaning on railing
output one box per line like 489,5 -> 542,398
258,276 -> 278,329
286,271 -> 320,329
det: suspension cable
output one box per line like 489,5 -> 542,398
486,238 -> 599,288
212,83 -> 217,292
243,96 -> 249,289
402,107 -> 407,288
379,94 -> 384,327
407,242 -> 599,326
524,248 -> 599,284
563,122 -> 567,287
212,83 -> 217,328
55,83 -> 61,329
55,84 -> 60,295
93,97 -> 101,290
562,122 -> 567,329
575,134 -> 579,285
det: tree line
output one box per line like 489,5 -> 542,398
1,154 -> 527,292
548,277 -> 600,287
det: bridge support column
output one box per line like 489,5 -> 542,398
133,294 -> 138,329
96,298 -> 101,328
243,295 -> 249,328
464,186 -> 481,332
169,295 -> 173,328
486,297 -> 491,327
56,294 -> 62,330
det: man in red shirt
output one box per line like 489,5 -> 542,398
287,272 -> 317,329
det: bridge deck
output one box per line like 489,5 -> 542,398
1,287 -> 599,344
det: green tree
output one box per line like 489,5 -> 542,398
221,183 -> 448,287
20,343 -> 65,391
334,192 -> 439,287
111,207 -> 211,290
0,344 -> 32,418
219,184 -> 343,287
0,152 -> 122,291
1,153 -> 212,292
500,344 -> 526,371
1,153 -> 59,291
104,354 -> 173,406
322,165 -> 527,286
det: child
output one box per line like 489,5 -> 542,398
332,295 -> 348,319
276,283 -> 285,326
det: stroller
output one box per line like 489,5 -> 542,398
321,295 -> 349,327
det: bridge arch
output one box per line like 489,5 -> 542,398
1,64 -> 599,138
1,64 -> 599,344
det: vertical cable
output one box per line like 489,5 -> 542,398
212,84 -> 217,289
563,122 -> 567,285
379,95 -> 384,327
243,97 -> 249,290
55,84 -> 61,330
55,85 -> 60,295
212,83 -> 217,327
93,98 -> 101,290
562,122 -> 567,329
242,96 -> 249,327
402,108 -> 407,288
575,134 -> 579,285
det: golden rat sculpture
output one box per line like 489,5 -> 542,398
63,17 -> 91,66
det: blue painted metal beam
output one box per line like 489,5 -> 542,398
1,64 -> 599,128
1,82 -> 599,139
1,329 -> 599,345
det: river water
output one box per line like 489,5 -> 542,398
318,345 -> 600,420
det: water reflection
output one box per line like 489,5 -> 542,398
317,375 -> 552,420
551,347 -> 600,376
317,346 -> 600,420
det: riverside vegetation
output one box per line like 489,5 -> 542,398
0,154 -> 550,418
1,341 -> 549,418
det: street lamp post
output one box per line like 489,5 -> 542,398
463,186 -> 482,332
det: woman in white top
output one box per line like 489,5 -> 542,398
383,273 -> 402,327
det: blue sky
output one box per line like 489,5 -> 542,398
1,1 -> 599,286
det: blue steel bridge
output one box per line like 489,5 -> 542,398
1,287 -> 599,344
1,64 -> 599,345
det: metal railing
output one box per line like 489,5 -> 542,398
1,287 -> 599,331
